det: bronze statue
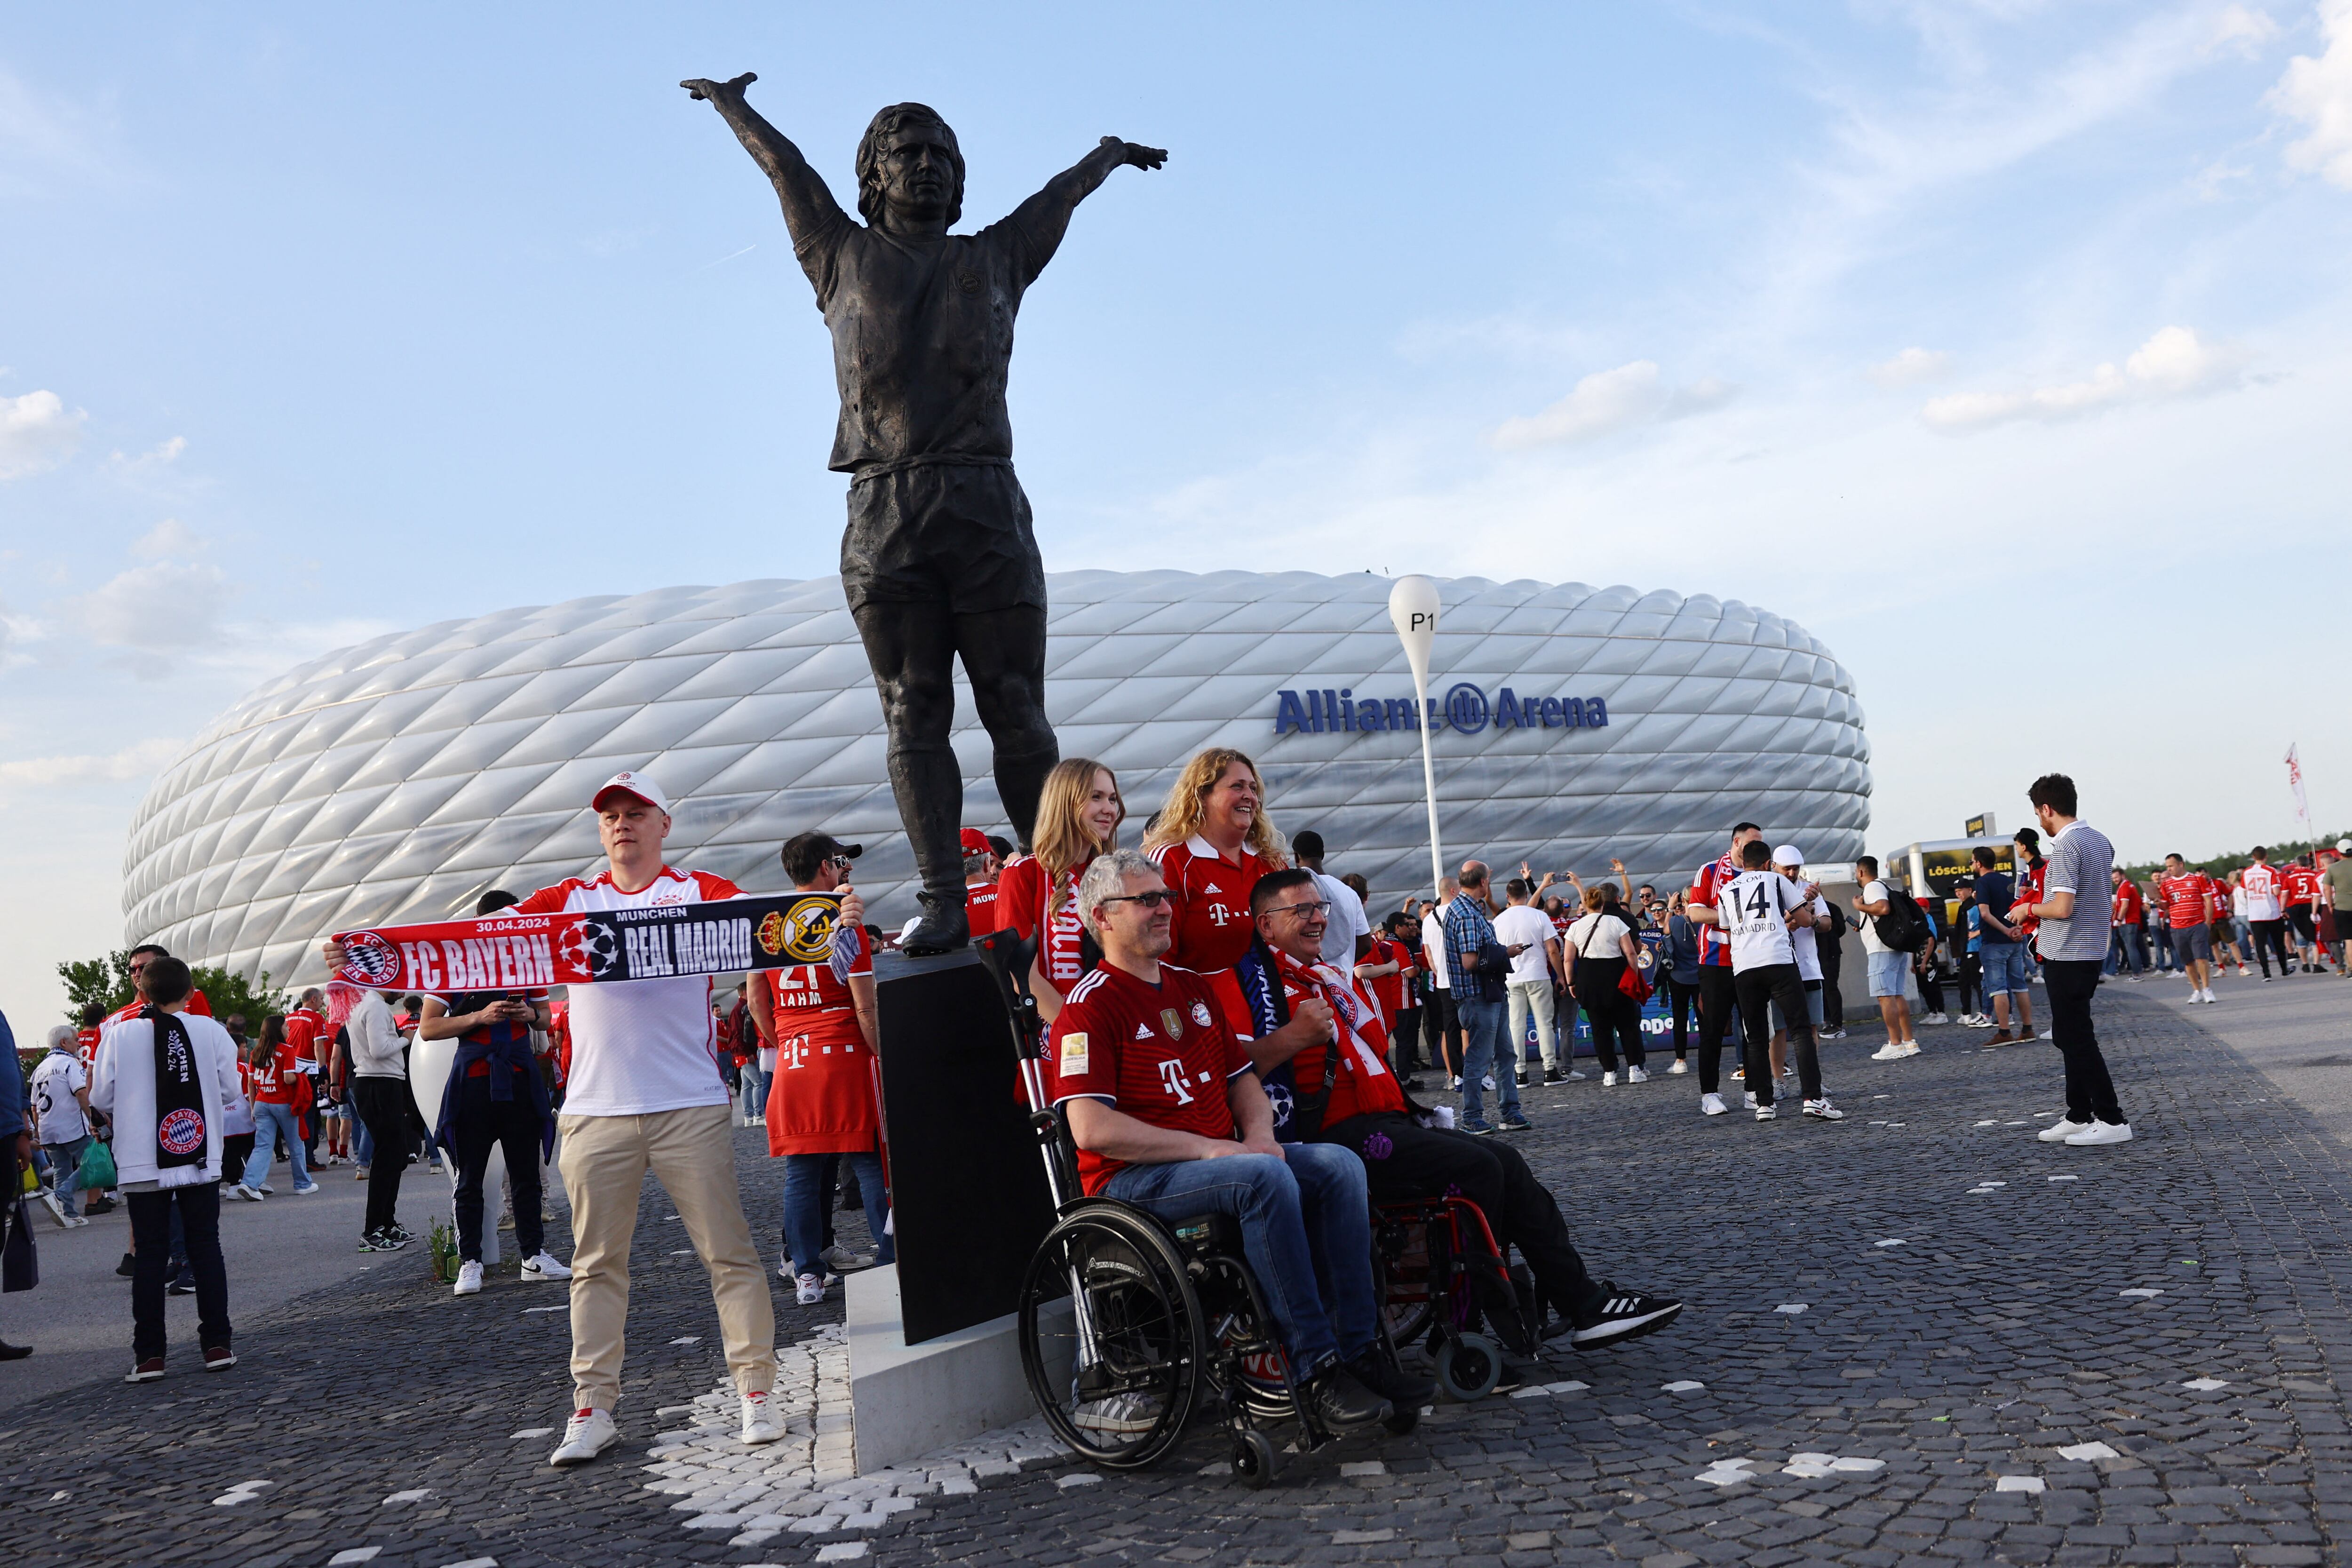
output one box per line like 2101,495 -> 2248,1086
681,74 -> 1165,954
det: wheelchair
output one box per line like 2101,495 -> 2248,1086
975,931 -> 1419,1487
1373,1194 -> 1557,1402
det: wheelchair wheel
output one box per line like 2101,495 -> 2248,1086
1232,1428 -> 1279,1489
1434,1331 -> 1502,1401
1019,1202 -> 1205,1469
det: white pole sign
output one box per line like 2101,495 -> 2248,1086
1387,575 -> 1445,898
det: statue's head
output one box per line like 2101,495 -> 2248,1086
855,103 -> 965,229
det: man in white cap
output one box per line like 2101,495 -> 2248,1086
322,768 -> 785,1466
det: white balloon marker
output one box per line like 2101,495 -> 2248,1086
1388,574 -> 1445,898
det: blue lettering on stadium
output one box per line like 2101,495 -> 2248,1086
1271,684 -> 1610,736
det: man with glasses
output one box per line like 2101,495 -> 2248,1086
105,946 -> 213,1025
1048,850 -> 1412,1432
1237,870 -> 1682,1351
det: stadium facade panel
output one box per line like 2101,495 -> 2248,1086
123,571 -> 1871,986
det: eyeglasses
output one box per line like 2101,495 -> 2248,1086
1270,900 -> 1330,920
1099,890 -> 1176,910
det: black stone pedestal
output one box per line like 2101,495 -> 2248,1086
872,947 -> 1056,1345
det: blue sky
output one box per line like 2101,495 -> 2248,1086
5,2 -> 2350,1024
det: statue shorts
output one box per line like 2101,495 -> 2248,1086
841,457 -> 1048,614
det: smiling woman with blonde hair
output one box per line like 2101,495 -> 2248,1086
1142,747 -> 1291,974
996,756 -> 1124,1019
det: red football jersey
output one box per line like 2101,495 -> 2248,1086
2158,872 -> 2214,929
284,1007 -> 326,1066
2283,865 -> 2321,906
1048,963 -> 1253,1196
965,879 -> 1001,937
1222,947 -> 1408,1130
1687,853 -> 1740,966
107,988 -> 211,1025
2110,880 -> 2144,925
76,1025 -> 102,1073
1150,836 -> 1274,972
765,924 -> 882,1156
1362,933 -> 1412,1018
997,854 -> 1093,992
252,1042 -> 303,1105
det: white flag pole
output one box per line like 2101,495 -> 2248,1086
1389,576 -> 1444,899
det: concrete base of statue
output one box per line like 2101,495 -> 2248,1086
844,1262 -> 1065,1474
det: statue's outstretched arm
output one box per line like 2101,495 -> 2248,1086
681,73 -> 850,247
1003,137 -> 1166,273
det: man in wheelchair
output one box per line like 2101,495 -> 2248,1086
1234,869 -> 1683,1352
1048,849 -> 1438,1435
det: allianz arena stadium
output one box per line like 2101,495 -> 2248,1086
122,572 -> 1872,987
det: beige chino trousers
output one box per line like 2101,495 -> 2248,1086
557,1102 -> 775,1412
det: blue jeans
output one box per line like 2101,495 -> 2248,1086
749,1067 -> 771,1120
43,1135 -> 91,1217
2105,925 -> 2144,975
243,1101 -> 310,1189
1455,995 -> 1520,1124
1978,941 -> 2032,998
1102,1144 -> 1375,1377
783,1151 -> 892,1279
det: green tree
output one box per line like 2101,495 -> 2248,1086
54,950 -> 289,1028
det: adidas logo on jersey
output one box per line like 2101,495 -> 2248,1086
1134,1022 -> 1154,1040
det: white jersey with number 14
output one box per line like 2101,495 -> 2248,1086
1723,868 -> 1805,972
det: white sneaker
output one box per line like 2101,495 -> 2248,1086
231,1184 -> 265,1202
1870,1044 -> 1903,1061
2063,1121 -> 2134,1146
740,1389 -> 786,1445
521,1252 -> 573,1281
2037,1029 -> 2054,1040
453,1260 -> 484,1296
1600,1070 -> 1619,1087
1802,1098 -> 1845,1121
1480,1074 -> 1497,1091
1626,1066 -> 1649,1083
1668,1059 -> 1689,1075
1701,1092 -> 1728,1116
2201,990 -> 2218,1004
1921,1012 -> 1950,1026
1820,1029 -> 1847,1040
820,1244 -> 872,1272
2037,1118 -> 2093,1142
796,1273 -> 826,1305
1755,1103 -> 1777,1122
549,1407 -> 618,1466
1743,1091 -> 1759,1110
1565,1069 -> 1588,1080
1892,1043 -> 1922,1059
1448,1076 -> 1464,1092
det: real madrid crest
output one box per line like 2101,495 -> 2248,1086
756,892 -> 842,964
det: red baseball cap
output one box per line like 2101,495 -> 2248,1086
960,828 -> 993,855
592,770 -> 671,814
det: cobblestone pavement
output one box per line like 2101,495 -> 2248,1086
8,986 -> 2352,1568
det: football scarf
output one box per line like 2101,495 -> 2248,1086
147,1005 -> 208,1172
330,890 -> 846,994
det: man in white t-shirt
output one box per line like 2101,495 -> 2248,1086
1721,839 -> 1843,1123
1421,878 -> 1463,1088
1764,847 -> 1832,1086
1292,830 -> 1372,969
1493,877 -> 1565,1084
32,1026 -> 96,1224
1851,855 -> 1918,1060
2240,848 -> 2292,980
323,769 -> 788,1467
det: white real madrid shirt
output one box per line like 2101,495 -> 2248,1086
1722,868 -> 1805,973
513,865 -> 742,1118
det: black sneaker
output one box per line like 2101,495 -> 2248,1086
1514,1067 -> 1528,1087
384,1222 -> 413,1244
358,1229 -> 410,1253
1543,1066 -> 1565,1084
1497,1111 -> 1531,1132
166,1277 -> 197,1297
1343,1350 -> 1436,1408
1569,1283 -> 1684,1349
1306,1364 -> 1394,1433
116,1253 -> 135,1279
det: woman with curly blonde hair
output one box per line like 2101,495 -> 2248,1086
997,757 -> 1124,1019
1141,747 -> 1290,973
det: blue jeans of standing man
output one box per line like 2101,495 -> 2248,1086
1454,995 -> 1520,1125
42,1135 -> 91,1217
783,1151 -> 892,1279
242,1101 -> 310,1190
1102,1144 -> 1375,1378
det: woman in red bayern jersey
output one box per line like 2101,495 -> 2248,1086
1142,748 -> 1290,987
997,757 -> 1124,1021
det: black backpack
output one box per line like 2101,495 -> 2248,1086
1872,888 -> 1931,954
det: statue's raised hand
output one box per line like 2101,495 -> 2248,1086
681,72 -> 757,103
1100,136 -> 1168,171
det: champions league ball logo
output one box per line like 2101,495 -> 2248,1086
158,1107 -> 205,1157
340,931 -> 404,987
1263,1080 -> 1294,1129
559,920 -> 625,980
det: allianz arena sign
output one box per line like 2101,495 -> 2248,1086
1273,683 -> 1610,737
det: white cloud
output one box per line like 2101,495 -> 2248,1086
66,560 -> 235,650
0,389 -> 86,479
1491,361 -> 1737,449
1920,326 -> 2246,430
134,518 -> 208,557
0,736 -> 184,791
2211,5 -> 2282,55
110,435 -> 187,471
2273,0 -> 2352,188
1868,348 -> 1952,387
